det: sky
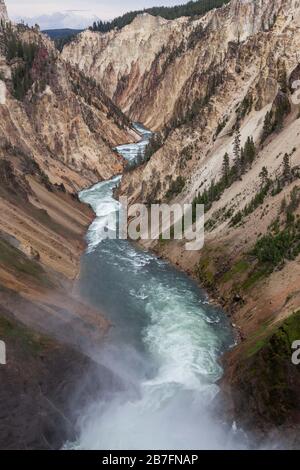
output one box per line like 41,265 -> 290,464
5,0 -> 191,28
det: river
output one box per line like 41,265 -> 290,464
72,124 -> 237,450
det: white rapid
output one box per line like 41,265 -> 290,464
70,124 -> 241,450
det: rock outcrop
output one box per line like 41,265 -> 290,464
0,24 -> 138,192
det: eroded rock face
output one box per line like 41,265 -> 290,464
62,13 -> 188,128
0,23 -> 137,193
62,0 -> 300,130
116,0 -> 300,206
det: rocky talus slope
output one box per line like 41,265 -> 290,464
64,0 -> 300,446
0,14 -> 135,449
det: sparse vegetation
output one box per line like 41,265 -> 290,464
236,94 -> 253,121
251,186 -> 300,269
261,91 -> 291,143
165,176 -> 186,199
144,133 -> 164,162
0,23 -> 40,100
230,178 -> 272,226
0,237 -> 49,285
169,67 -> 226,128
230,154 -> 300,227
215,116 -> 228,138
192,133 -> 256,220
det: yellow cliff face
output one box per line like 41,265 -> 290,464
0,22 -> 132,344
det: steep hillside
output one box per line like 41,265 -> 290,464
0,18 -> 136,298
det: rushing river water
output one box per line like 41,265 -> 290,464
74,124 -> 237,450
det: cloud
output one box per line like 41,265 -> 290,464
6,0 -> 121,21
6,0 -> 191,28
13,10 -> 100,29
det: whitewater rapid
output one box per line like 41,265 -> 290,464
72,124 -> 238,450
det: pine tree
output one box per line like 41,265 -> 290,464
259,166 -> 269,188
283,153 -> 291,182
278,62 -> 288,93
243,136 -> 256,165
280,196 -> 287,213
233,128 -> 241,178
261,111 -> 273,143
222,152 -> 230,186
240,147 -> 246,174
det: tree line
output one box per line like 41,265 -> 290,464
0,23 -> 39,100
90,0 -> 230,33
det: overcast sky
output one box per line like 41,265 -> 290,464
6,0 -> 190,21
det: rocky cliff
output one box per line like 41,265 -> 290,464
63,0 -> 300,445
0,24 -> 138,192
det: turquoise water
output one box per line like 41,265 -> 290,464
74,125 -> 237,450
